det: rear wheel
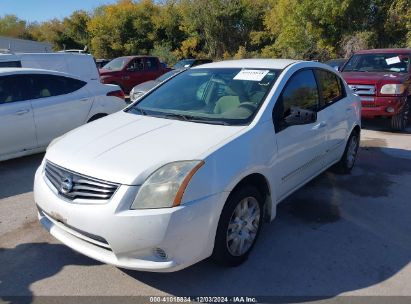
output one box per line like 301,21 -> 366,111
334,130 -> 360,174
390,102 -> 409,131
212,186 -> 263,266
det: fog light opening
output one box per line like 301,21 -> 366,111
153,248 -> 168,261
386,106 -> 395,113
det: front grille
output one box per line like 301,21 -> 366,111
348,84 -> 376,96
44,161 -> 119,201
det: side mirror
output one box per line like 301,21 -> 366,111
284,107 -> 317,126
127,66 -> 136,72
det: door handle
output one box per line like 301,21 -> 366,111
312,121 -> 327,130
15,109 -> 30,115
346,108 -> 353,112
80,98 -> 89,102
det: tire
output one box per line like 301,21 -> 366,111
212,185 -> 263,267
334,130 -> 360,174
87,113 -> 107,123
390,102 -> 409,131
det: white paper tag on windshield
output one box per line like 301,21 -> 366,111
234,69 -> 269,81
386,56 -> 401,65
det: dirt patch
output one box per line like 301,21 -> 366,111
0,219 -> 40,247
281,198 -> 341,223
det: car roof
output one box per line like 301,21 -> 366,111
192,59 -> 300,70
355,48 -> 411,54
0,67 -> 82,78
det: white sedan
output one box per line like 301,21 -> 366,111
34,59 -> 361,272
0,68 -> 127,161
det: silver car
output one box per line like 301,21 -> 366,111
129,69 -> 184,102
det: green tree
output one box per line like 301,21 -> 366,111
63,10 -> 91,49
88,0 -> 158,58
178,0 -> 266,59
0,15 -> 30,39
27,19 -> 66,50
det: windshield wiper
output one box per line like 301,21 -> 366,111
130,107 -> 147,115
190,119 -> 230,125
163,113 -> 191,121
162,113 -> 230,125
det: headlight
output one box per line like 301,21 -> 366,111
380,84 -> 406,95
131,160 -> 204,209
130,90 -> 144,102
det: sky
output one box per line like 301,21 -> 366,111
0,0 -> 118,22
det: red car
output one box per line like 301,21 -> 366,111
341,48 -> 411,130
99,56 -> 171,93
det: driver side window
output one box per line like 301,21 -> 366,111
273,69 -> 319,132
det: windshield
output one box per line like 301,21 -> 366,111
103,57 -> 129,70
342,53 -> 410,73
127,68 -> 281,126
173,59 -> 195,69
156,69 -> 181,82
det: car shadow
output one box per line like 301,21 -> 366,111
362,118 -> 411,134
0,243 -> 99,303
0,153 -> 44,200
123,145 -> 411,299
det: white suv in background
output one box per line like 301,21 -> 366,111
34,59 -> 361,272
0,68 -> 127,161
0,52 -> 100,83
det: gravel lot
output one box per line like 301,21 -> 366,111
1,120 -> 411,301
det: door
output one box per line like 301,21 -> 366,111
144,57 -> 161,79
29,74 -> 91,147
315,69 -> 351,164
0,75 -> 37,157
124,58 -> 145,91
272,69 -> 329,199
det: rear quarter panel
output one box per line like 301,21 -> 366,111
86,84 -> 127,120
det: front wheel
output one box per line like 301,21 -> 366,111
390,102 -> 409,131
212,186 -> 263,266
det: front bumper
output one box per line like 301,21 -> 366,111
34,164 -> 226,272
360,95 -> 407,118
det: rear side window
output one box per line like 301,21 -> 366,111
0,61 -> 22,68
316,69 -> 344,107
0,75 -> 29,104
144,58 -> 159,70
273,69 -> 319,132
28,74 -> 86,99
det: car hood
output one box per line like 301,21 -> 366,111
45,111 -> 245,185
341,71 -> 408,85
132,80 -> 159,93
